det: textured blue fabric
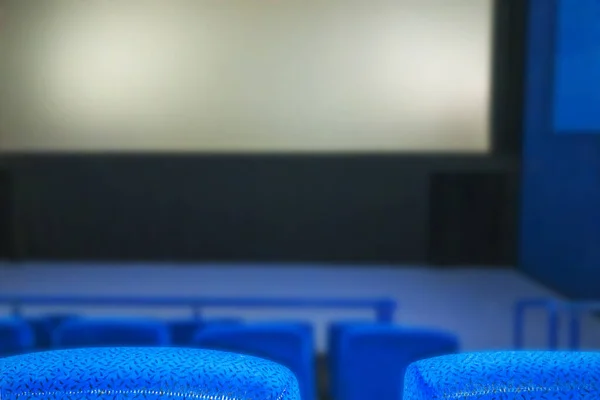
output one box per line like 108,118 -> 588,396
53,319 -> 171,348
404,351 -> 600,400
27,314 -> 79,350
336,325 -> 459,400
169,318 -> 242,346
194,321 -> 315,400
0,318 -> 34,357
0,347 -> 300,400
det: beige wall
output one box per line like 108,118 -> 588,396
0,0 -> 492,153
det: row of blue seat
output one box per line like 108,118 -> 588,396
0,317 -> 459,400
20,315 -> 244,350
0,315 -> 244,350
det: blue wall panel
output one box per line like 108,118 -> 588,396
520,0 -> 600,299
553,0 -> 600,132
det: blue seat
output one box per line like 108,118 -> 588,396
327,320 -> 376,400
194,321 -> 316,400
169,318 -> 242,346
335,324 -> 459,400
27,314 -> 79,350
0,318 -> 34,357
0,347 -> 300,400
404,351 -> 600,399
52,318 -> 171,348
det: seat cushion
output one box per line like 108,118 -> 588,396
404,351 -> 600,400
0,347 -> 300,400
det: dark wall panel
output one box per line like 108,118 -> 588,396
0,170 -> 14,260
429,172 -> 518,266
8,156 -> 426,262
5,155 -> 518,264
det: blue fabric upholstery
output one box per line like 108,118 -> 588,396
335,324 -> 459,400
404,351 -> 600,400
169,318 -> 242,346
53,318 -> 170,348
194,321 -> 316,400
0,347 -> 300,400
0,318 -> 34,357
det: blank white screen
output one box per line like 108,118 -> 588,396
0,0 -> 492,153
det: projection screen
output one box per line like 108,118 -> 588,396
0,0 -> 492,153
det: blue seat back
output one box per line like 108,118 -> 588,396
404,351 -> 600,400
53,318 -> 170,348
0,347 -> 301,400
0,318 -> 34,357
327,320 -> 376,399
194,322 -> 316,400
169,318 -> 242,346
27,314 -> 79,350
337,325 -> 459,400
